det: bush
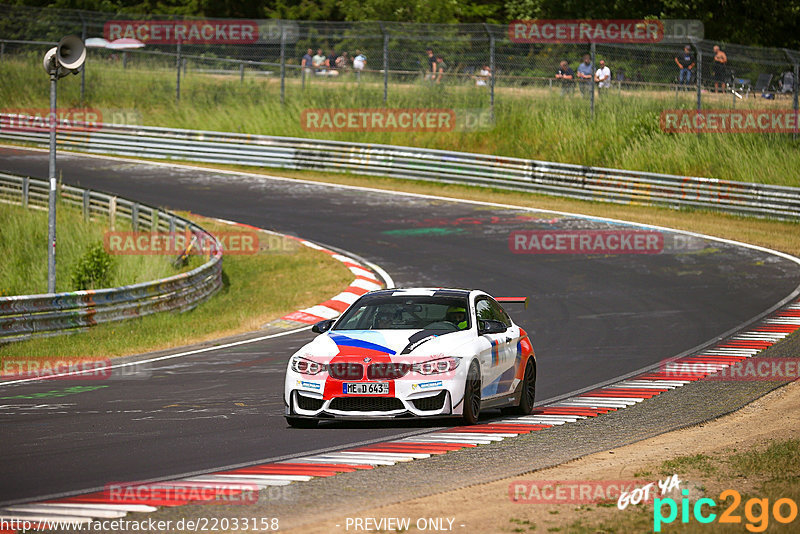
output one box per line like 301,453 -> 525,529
71,242 -> 115,290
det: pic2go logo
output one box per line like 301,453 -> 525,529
653,489 -> 798,532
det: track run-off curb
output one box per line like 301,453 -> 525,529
208,216 -> 391,327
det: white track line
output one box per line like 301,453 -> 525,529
2,505 -> 128,518
0,513 -> 92,523
179,476 -> 293,486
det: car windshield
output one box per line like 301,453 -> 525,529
333,295 -> 471,331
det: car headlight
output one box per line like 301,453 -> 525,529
412,357 -> 461,375
290,356 -> 327,375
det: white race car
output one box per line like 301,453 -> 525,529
284,288 -> 536,427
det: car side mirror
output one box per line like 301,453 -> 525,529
479,319 -> 507,335
311,319 -> 335,334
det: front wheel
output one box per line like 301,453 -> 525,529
461,362 -> 481,425
286,416 -> 318,428
504,358 -> 536,416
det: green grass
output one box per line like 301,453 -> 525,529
0,214 -> 353,358
562,439 -> 800,533
1,54 -> 798,186
661,454 -> 718,477
727,439 -> 800,480
0,201 -> 200,295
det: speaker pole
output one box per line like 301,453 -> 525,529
42,36 -> 86,293
79,15 -> 87,105
47,69 -> 57,293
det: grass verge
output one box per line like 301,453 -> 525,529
0,212 -> 353,358
565,439 -> 800,533
0,200 -> 201,295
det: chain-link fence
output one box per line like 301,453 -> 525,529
1,3 -> 798,119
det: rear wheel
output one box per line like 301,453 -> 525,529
286,416 -> 318,428
504,358 -> 536,416
461,362 -> 481,425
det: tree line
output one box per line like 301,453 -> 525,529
10,0 -> 800,50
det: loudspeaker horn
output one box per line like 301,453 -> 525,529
56,35 -> 86,73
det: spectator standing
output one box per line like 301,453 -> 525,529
555,60 -> 575,95
435,56 -> 447,83
594,59 -> 611,89
426,49 -> 437,82
712,45 -> 728,93
576,54 -> 593,96
674,45 -> 695,89
301,48 -> 313,75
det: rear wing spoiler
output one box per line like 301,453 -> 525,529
495,296 -> 529,309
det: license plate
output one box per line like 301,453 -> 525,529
343,382 -> 389,395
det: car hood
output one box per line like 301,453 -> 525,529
295,328 -> 473,361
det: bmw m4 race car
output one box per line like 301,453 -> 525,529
284,288 -> 536,427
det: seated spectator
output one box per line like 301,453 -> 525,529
326,49 -> 339,76
312,48 -> 328,74
301,48 -> 313,75
335,51 -> 349,72
353,50 -> 366,71
555,60 -> 575,95
475,64 -> 491,86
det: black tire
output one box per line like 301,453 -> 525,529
461,362 -> 481,425
504,358 -> 536,416
286,416 -> 318,428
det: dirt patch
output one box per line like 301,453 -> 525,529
287,379 -> 800,533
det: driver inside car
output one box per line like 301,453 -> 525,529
445,306 -> 468,330
374,311 -> 394,329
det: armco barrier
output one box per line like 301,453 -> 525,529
1,115 -> 798,220
0,172 -> 223,343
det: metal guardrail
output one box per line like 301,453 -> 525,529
1,115 -> 799,220
0,171 -> 223,343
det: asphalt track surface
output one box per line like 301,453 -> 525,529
1,146 -> 799,504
